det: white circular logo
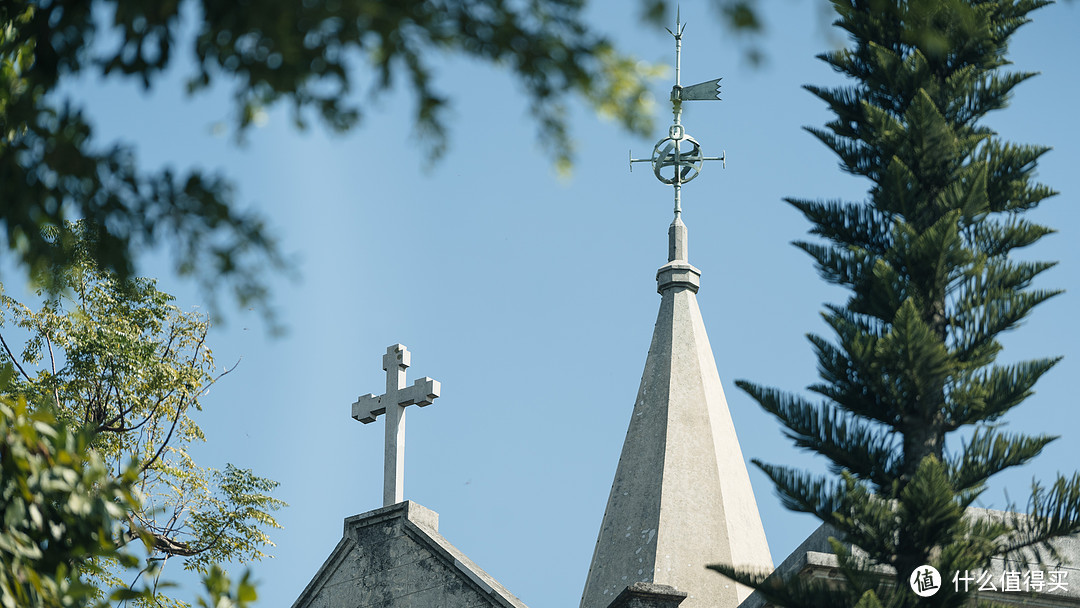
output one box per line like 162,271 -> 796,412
909,565 -> 941,597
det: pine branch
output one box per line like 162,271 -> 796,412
947,427 -> 1055,492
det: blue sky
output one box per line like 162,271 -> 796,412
12,0 -> 1080,606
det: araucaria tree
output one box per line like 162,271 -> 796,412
712,0 -> 1080,606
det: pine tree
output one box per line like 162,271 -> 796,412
711,0 -> 1080,606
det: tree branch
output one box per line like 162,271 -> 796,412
97,391 -> 167,434
0,330 -> 32,382
44,332 -> 60,409
139,391 -> 186,474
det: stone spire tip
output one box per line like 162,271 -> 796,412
668,212 -> 687,263
658,215 -> 699,294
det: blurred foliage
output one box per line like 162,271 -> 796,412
1,381 -> 261,608
195,565 -> 257,608
0,375 -> 150,608
0,1 -> 283,319
0,0 -> 661,313
0,0 -> 779,316
0,225 -> 283,606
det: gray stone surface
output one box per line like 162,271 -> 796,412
292,501 -> 527,608
607,583 -> 687,608
581,218 -> 774,608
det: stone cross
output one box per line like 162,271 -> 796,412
351,344 -> 441,506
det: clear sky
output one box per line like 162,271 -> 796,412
14,0 -> 1080,606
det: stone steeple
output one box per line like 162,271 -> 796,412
579,212 -> 774,608
581,19 -> 772,607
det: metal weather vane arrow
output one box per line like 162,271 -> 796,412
676,78 -> 722,101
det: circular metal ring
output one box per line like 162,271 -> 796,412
651,134 -> 704,185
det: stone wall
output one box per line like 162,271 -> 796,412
292,502 -> 528,608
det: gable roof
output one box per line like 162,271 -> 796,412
292,501 -> 529,608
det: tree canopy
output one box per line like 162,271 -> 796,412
0,387 -> 144,608
0,229 -> 283,606
0,0 -> 781,317
1,385 -> 260,608
711,0 -> 1080,606
0,0 -> 660,312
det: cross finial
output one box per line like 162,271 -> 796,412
630,11 -> 725,222
351,344 -> 441,506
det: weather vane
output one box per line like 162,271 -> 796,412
630,9 -> 725,218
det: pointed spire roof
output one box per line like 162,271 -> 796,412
579,216 -> 774,608
583,20 -> 772,607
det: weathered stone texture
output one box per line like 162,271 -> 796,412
606,583 -> 687,608
580,218 -> 773,608
293,502 -> 527,608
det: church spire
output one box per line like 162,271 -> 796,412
582,18 -> 772,608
